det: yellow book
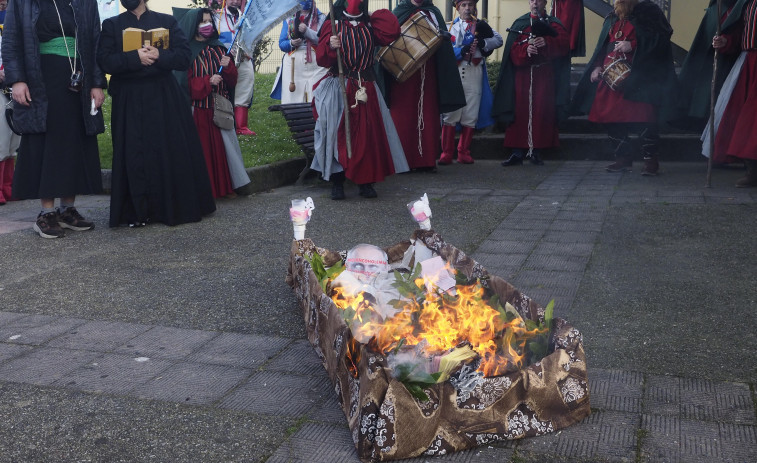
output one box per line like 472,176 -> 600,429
122,27 -> 170,52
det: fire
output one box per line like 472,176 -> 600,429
330,265 -> 549,377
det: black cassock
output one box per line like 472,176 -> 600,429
98,9 -> 215,227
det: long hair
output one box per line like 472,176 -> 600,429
614,0 -> 639,20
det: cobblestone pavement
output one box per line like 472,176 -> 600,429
0,161 -> 755,462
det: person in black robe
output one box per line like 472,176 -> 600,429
97,0 -> 215,227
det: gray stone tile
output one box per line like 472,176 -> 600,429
589,369 -> 643,412
185,332 -> 291,368
653,196 -> 706,204
266,422 -> 357,463
497,219 -> 552,231
680,418 -> 722,461
532,241 -> 596,257
266,339 -> 325,376
0,342 -> 33,363
3,317 -> 88,346
644,374 -> 681,417
53,352 -> 173,394
0,314 -> 62,340
472,252 -> 528,270
0,311 -> 27,326
307,393 -> 347,425
476,239 -> 538,255
135,362 -> 250,405
540,230 -> 599,244
641,414 -> 681,463
0,347 -> 99,386
714,381 -> 755,424
511,271 -> 584,290
220,370 -> 331,416
680,377 -> 718,421
719,423 -> 757,463
522,254 -> 590,272
549,220 -> 605,232
114,325 -> 219,360
46,320 -> 152,352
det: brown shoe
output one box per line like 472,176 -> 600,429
33,211 -> 65,238
641,156 -> 659,176
606,157 -> 632,173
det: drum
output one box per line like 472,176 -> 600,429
377,12 -> 442,83
601,58 -> 632,92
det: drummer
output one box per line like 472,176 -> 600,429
569,0 -> 678,176
382,0 -> 465,171
491,0 -> 568,167
439,0 -> 503,165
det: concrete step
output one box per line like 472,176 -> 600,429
469,133 -> 704,162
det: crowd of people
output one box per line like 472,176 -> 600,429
0,0 -> 755,239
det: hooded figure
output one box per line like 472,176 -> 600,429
174,7 -> 250,199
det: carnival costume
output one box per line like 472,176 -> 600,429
492,9 -> 570,166
571,1 -> 677,176
217,0 -> 255,135
271,0 -> 328,104
440,0 -> 502,165
311,0 -> 408,199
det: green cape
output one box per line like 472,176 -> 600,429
376,0 -> 466,113
490,13 -> 571,124
675,0 -> 739,124
570,2 -> 678,120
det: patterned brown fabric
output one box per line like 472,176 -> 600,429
286,232 -> 591,462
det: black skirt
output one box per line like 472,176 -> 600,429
12,54 -> 102,200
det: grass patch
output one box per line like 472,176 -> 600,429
96,72 -> 302,169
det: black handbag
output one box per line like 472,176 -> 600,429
212,92 -> 235,130
4,94 -> 23,136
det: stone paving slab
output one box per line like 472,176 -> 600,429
185,332 -> 292,368
2,316 -> 87,345
0,347 -> 100,386
134,362 -> 251,405
113,325 -> 220,360
220,369 -> 331,416
52,352 -> 174,395
46,320 -> 153,352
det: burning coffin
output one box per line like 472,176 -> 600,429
286,229 -> 590,462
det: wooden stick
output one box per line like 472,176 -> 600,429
328,0 -> 352,159
706,0 -> 723,188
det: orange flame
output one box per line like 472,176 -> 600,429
330,267 -> 548,377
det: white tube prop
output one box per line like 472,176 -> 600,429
408,193 -> 432,230
289,197 -> 314,240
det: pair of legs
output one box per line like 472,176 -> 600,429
605,122 -> 660,176
501,148 -> 545,167
439,125 -> 475,165
330,172 -> 376,200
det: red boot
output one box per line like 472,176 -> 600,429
438,124 -> 456,165
457,126 -> 475,164
234,106 -> 256,136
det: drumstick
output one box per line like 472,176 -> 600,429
328,0 -> 352,159
289,56 -> 296,92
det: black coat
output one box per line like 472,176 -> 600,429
2,0 -> 107,135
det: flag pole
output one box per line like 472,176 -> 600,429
328,0 -> 353,159
706,0 -> 723,188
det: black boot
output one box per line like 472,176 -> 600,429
736,159 -> 757,188
331,172 -> 345,200
358,183 -> 377,198
502,150 -> 524,167
528,149 -> 544,165
640,127 -> 660,176
606,134 -> 633,172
